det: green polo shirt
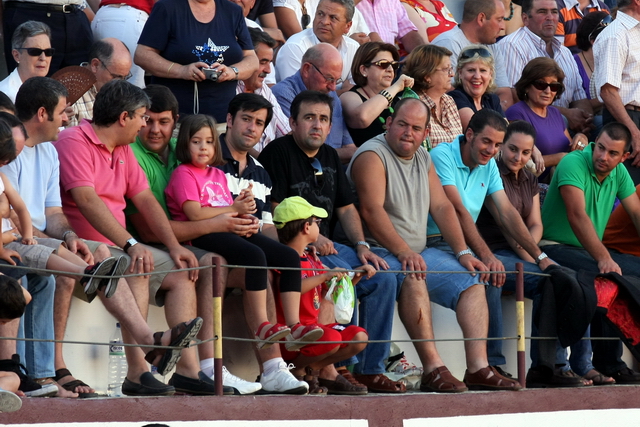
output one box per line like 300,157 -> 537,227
541,142 -> 635,247
125,137 -> 179,236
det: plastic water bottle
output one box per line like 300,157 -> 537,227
108,323 -> 127,397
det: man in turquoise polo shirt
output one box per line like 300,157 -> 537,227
540,122 -> 640,384
427,109 -> 555,376
127,85 -> 310,395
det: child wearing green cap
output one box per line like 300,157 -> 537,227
273,196 -> 375,395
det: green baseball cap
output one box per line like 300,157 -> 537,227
273,196 -> 328,229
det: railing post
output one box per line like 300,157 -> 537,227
516,262 -> 526,388
212,256 -> 223,396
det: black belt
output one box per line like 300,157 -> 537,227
4,1 -> 81,13
626,104 -> 640,112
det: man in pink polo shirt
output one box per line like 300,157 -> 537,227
54,79 -> 229,396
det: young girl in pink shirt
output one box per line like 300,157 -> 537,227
165,114 -> 323,351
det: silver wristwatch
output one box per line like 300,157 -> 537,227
455,248 -> 473,260
535,252 -> 548,265
356,241 -> 370,249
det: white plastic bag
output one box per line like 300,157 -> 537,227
324,274 -> 355,324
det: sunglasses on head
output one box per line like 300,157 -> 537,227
531,80 -> 563,92
309,157 -> 324,188
17,47 -> 55,57
589,14 -> 613,41
366,60 -> 400,71
459,47 -> 492,61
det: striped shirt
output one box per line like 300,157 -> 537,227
219,135 -> 274,226
494,26 -> 587,108
593,11 -> 640,107
555,0 -> 609,54
356,0 -> 417,45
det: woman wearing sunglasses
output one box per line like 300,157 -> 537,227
404,44 -> 462,148
340,41 -> 413,147
448,45 -> 504,131
506,57 -> 588,181
0,21 -> 54,102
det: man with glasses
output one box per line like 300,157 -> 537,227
495,0 -> 593,132
66,38 -> 133,127
275,0 -> 359,84
259,90 -> 394,392
594,0 -> 640,176
272,43 -> 356,163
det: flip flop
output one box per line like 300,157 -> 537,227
145,317 -> 203,376
54,368 -> 99,398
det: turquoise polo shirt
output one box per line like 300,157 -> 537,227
542,142 -> 636,247
427,135 -> 503,236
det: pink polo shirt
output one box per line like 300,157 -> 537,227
54,119 -> 149,245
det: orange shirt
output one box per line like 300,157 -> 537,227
603,185 -> 640,257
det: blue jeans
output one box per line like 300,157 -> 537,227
321,242 -> 399,374
541,244 -> 637,374
17,274 -> 56,378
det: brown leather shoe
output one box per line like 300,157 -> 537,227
464,366 -> 522,391
420,366 -> 468,393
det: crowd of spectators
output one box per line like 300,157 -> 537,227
0,0 -> 637,412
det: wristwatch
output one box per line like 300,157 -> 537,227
535,252 -> 549,265
123,237 -> 138,254
356,241 -> 370,249
231,66 -> 239,80
455,248 -> 473,260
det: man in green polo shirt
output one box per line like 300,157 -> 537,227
540,122 -> 640,384
126,85 -> 310,395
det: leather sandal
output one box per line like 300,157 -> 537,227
336,368 -> 368,393
54,368 -> 99,398
463,366 -> 522,391
525,366 -> 585,388
583,369 -> 615,386
144,317 -> 203,376
319,374 -> 368,395
420,366 -> 467,393
294,368 -> 327,395
353,373 -> 406,393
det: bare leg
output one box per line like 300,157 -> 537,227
0,371 -> 19,393
398,276 -> 444,373
0,319 -> 18,359
279,291 -> 301,327
160,270 -> 200,379
121,275 -> 152,382
455,284 -> 489,373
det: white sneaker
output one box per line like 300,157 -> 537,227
210,366 -> 262,395
0,389 -> 21,413
259,362 -> 309,395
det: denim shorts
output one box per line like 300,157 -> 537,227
370,246 -> 480,311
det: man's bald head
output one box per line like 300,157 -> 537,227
89,38 -> 133,91
300,43 -> 343,93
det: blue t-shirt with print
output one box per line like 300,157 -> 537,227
138,0 -> 252,122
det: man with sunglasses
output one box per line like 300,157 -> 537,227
593,0 -> 640,171
272,43 -> 356,163
275,0 -> 359,84
66,38 -> 133,128
495,0 -> 594,132
259,90 -> 396,392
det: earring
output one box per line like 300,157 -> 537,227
362,73 -> 367,78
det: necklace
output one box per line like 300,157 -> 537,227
581,51 -> 593,73
504,1 -> 514,21
361,86 -> 375,99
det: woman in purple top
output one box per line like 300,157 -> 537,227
506,58 -> 588,181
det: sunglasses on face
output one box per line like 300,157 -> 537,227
366,60 -> 400,71
459,47 -> 492,61
589,14 -> 613,41
309,157 -> 324,188
531,80 -> 563,92
17,47 -> 55,57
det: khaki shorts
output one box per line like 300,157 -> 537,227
84,240 -> 175,307
5,237 -> 62,272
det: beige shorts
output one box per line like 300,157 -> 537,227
83,240 -> 175,307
